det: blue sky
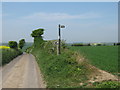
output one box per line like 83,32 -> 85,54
0,2 -> 2,43
2,2 -> 118,43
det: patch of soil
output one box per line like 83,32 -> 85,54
87,64 -> 118,83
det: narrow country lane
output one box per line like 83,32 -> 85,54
2,53 -> 46,88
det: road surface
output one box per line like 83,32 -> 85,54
2,53 -> 46,88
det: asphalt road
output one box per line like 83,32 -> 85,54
2,53 -> 46,88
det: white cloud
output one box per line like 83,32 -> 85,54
3,12 -> 117,43
22,12 -> 102,22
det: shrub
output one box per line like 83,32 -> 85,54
72,43 -> 83,46
8,41 -> 18,49
97,44 -> 102,46
71,43 -> 91,46
117,43 -> 120,45
19,39 -> 25,49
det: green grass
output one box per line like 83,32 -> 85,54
70,46 -> 118,73
93,81 -> 120,88
0,50 -> 2,66
32,49 -> 91,88
29,41 -> 94,88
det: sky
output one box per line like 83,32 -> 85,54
2,2 -> 118,43
0,2 -> 2,43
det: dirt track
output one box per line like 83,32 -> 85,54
2,53 -> 46,88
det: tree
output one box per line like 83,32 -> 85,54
19,39 -> 25,49
8,41 -> 18,49
31,29 -> 44,37
31,28 -> 44,47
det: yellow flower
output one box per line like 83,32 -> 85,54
0,46 -> 10,49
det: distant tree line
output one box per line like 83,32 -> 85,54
71,42 -> 120,46
71,43 -> 91,46
114,43 -> 120,46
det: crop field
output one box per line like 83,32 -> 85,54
70,46 -> 118,73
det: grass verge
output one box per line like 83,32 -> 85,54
32,48 -> 92,88
27,41 -> 95,88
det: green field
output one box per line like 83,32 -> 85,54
70,46 -> 118,73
